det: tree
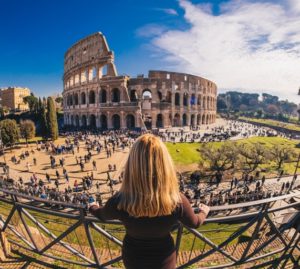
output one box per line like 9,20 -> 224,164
238,143 -> 270,174
46,97 -> 58,140
266,104 -> 279,115
19,120 -> 36,146
270,144 -> 297,170
200,142 -> 238,174
0,119 -> 20,146
0,106 -> 9,119
40,104 -> 48,138
38,97 -> 43,112
23,94 -> 38,112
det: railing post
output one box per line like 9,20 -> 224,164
0,230 -> 11,260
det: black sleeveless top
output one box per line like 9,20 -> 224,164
90,193 -> 206,269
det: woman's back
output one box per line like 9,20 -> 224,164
89,134 -> 209,269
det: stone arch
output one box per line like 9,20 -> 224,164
166,91 -> 172,103
183,93 -> 188,107
156,114 -> 163,128
112,114 -> 121,129
206,114 -> 209,124
142,89 -> 152,99
191,94 -> 196,105
197,95 -> 201,106
130,89 -> 138,102
202,114 -> 206,124
74,93 -> 79,105
191,114 -> 195,126
81,92 -> 86,105
157,90 -> 162,101
197,114 -> 201,125
75,115 -> 80,127
175,93 -> 180,106
174,113 -> 180,127
112,88 -> 120,102
67,94 -> 72,106
89,90 -> 95,104
99,88 -> 107,103
126,114 -> 135,129
182,113 -> 188,126
89,114 -> 96,128
100,114 -> 107,129
81,115 -> 87,127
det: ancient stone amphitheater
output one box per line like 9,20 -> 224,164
62,32 -> 217,129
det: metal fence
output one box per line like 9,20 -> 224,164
0,188 -> 299,268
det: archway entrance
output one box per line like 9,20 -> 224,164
89,114 -> 96,129
126,114 -> 135,129
156,114 -> 163,128
100,115 -> 107,130
81,115 -> 87,127
112,114 -> 120,129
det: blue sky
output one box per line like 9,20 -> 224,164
0,0 -> 299,102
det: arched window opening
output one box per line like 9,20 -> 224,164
89,114 -> 96,129
100,89 -> 107,103
175,93 -> 180,106
89,90 -> 95,104
112,88 -> 120,103
182,114 -> 187,126
156,114 -> 163,128
126,114 -> 135,129
112,114 -> 121,129
174,113 -> 180,127
100,115 -> 107,130
75,115 -> 80,127
183,93 -> 188,107
81,92 -> 86,105
166,91 -> 172,103
130,90 -> 138,102
142,89 -> 152,100
82,115 -> 87,127
74,93 -> 79,105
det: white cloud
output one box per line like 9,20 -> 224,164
154,8 -> 178,16
135,24 -> 167,38
147,0 -> 300,101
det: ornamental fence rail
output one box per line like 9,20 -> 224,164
0,188 -> 299,269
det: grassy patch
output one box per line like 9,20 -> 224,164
166,137 -> 300,175
19,136 -> 44,143
239,117 -> 300,132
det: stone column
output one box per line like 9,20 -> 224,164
120,111 -> 126,129
107,112 -> 112,129
151,112 -> 157,129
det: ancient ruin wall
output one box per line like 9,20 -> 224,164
63,33 -> 217,129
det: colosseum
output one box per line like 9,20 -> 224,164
63,32 -> 217,130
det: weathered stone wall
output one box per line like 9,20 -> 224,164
63,33 -> 217,129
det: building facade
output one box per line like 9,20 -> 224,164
0,87 -> 30,111
63,32 -> 217,129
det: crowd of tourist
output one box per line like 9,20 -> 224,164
0,120 -> 299,213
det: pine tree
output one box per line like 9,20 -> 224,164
38,97 -> 42,112
46,97 -> 58,140
40,104 -> 48,138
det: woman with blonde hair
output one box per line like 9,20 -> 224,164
89,134 -> 209,269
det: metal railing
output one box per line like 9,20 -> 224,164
0,188 -> 299,268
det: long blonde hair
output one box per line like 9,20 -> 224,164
118,134 -> 181,217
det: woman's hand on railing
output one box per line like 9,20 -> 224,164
88,196 -> 98,209
199,204 -> 210,217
